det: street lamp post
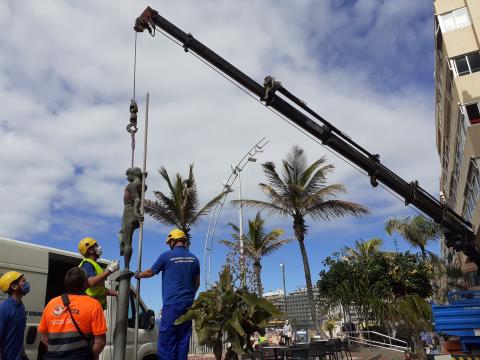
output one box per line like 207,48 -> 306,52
234,157 -> 256,288
202,138 -> 268,289
280,263 -> 288,319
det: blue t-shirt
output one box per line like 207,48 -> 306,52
81,262 -> 97,278
0,297 -> 26,360
151,246 -> 200,305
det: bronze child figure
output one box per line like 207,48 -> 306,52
118,167 -> 146,269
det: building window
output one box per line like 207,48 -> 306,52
452,52 -> 480,76
438,7 -> 471,33
462,158 -> 480,222
466,270 -> 480,287
449,112 -> 466,206
464,103 -> 480,125
445,69 -> 453,101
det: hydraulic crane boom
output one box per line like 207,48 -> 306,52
134,7 -> 480,266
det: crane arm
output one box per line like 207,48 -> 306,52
134,7 -> 480,266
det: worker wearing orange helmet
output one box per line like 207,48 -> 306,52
135,229 -> 200,360
77,237 -> 120,309
0,271 -> 30,360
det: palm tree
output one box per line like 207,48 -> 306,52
232,145 -> 369,332
370,295 -> 432,360
219,212 -> 291,297
385,215 -> 442,260
145,164 -> 230,245
346,237 -> 383,259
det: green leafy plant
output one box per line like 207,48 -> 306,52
324,318 -> 337,338
318,244 -> 435,360
175,268 -> 282,360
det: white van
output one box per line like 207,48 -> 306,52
0,237 -> 159,360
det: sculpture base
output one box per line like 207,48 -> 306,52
113,270 -> 134,360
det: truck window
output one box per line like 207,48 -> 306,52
45,253 -> 82,305
45,253 -> 107,305
127,290 -> 147,329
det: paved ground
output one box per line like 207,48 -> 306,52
187,345 -> 406,360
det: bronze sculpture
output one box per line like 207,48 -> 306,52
118,167 -> 146,269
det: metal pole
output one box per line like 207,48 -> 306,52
238,168 -> 245,287
113,271 -> 133,360
281,263 -> 288,318
133,92 -> 149,360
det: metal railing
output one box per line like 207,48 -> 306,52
188,332 -> 228,355
340,331 -> 408,353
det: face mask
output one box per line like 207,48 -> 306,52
20,282 -> 30,295
95,246 -> 103,257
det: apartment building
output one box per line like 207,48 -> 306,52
264,288 -> 323,329
264,289 -> 286,313
434,0 -> 480,287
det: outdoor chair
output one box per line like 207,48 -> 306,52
325,340 -> 339,360
333,339 -> 345,359
309,341 -> 328,360
259,343 -> 277,360
285,346 -> 309,360
340,340 -> 352,360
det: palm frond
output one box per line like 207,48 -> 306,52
190,189 -> 231,226
260,238 -> 293,256
306,199 -> 369,220
230,199 -> 289,217
261,161 -> 287,195
144,199 -> 180,227
219,239 -> 240,250
285,145 -> 308,184
259,184 -> 289,209
158,166 -> 175,193
301,160 -> 334,192
302,184 -> 347,209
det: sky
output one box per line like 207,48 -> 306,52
0,0 -> 437,312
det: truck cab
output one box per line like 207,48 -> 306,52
0,236 -> 158,360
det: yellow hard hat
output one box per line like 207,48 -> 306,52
78,237 -> 97,256
166,229 -> 186,244
0,271 -> 23,293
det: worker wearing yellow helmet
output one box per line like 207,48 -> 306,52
78,237 -> 120,309
135,228 -> 200,360
0,271 -> 30,360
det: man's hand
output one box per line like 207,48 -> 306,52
107,259 -> 120,273
134,271 -> 142,280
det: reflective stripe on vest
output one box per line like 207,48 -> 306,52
79,258 -> 107,309
47,331 -> 90,352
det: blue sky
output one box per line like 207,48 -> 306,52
0,1 -> 437,313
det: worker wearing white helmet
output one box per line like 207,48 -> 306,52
0,271 -> 30,360
78,237 -> 120,309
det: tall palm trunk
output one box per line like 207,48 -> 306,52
294,216 -> 319,333
254,259 -> 263,297
412,335 -> 427,360
419,245 -> 427,260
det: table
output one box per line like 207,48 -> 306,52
260,345 -> 290,360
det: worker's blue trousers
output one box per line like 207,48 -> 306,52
158,302 -> 192,360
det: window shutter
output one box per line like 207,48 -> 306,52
453,7 -> 471,28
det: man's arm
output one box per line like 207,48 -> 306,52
195,274 -> 200,291
106,288 -> 118,296
40,333 -> 49,348
91,334 -> 106,360
87,270 -> 112,288
134,268 -> 155,279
